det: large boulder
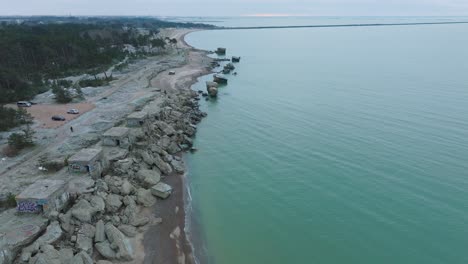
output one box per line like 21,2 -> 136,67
29,245 -> 61,264
167,142 -> 181,154
20,221 -> 63,262
151,182 -> 173,199
71,199 -> 95,223
155,121 -> 176,136
59,211 -> 73,233
105,194 -> 123,213
113,159 -> 133,175
136,188 -> 156,207
58,248 -> 74,264
76,234 -> 93,255
136,169 -> 161,188
104,223 -> 134,261
120,179 -> 135,196
95,240 -> 116,259
95,220 -> 106,243
154,154 -> 172,175
70,252 -> 92,264
170,159 -> 185,174
118,225 -> 138,238
89,195 -> 106,213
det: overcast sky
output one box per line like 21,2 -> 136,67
1,0 -> 468,16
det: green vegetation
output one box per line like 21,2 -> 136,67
0,17 -> 214,104
79,76 -> 116,88
0,16 -> 215,131
3,125 -> 36,156
0,106 -> 33,131
38,155 -> 65,172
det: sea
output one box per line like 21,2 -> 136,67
182,17 -> 468,264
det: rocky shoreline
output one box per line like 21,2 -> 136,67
0,29 -> 216,264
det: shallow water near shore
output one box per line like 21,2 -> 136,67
185,18 -> 468,264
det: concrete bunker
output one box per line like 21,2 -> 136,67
16,179 -> 69,215
127,111 -> 148,127
68,148 -> 104,179
102,127 -> 131,149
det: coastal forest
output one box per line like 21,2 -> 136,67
0,17 -> 213,131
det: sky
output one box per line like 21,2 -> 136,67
1,0 -> 468,16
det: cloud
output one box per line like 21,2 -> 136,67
0,0 -> 468,16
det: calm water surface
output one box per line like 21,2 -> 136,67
185,19 -> 468,264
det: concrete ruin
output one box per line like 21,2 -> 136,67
0,209 -> 48,264
15,179 -> 69,215
68,148 -> 105,179
127,111 -> 148,127
102,127 -> 131,149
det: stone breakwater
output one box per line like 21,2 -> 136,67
8,89 -> 208,264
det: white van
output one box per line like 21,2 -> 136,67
17,101 -> 32,107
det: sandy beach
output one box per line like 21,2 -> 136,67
142,29 -> 213,264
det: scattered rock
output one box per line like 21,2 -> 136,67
95,240 -> 116,259
105,194 -> 123,213
104,223 -> 134,261
151,182 -> 173,199
136,169 -> 161,188
136,188 -> 156,207
120,179 -> 135,196
71,199 -> 95,223
95,220 -> 106,243
118,225 -> 138,238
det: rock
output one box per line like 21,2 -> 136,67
154,154 -> 172,175
118,225 -> 138,237
170,159 -> 185,174
207,86 -> 218,97
136,188 -> 156,207
97,261 -> 113,264
95,220 -> 106,243
111,215 -> 121,226
136,169 -> 161,188
95,179 -> 109,192
21,220 -> 64,260
156,121 -> 176,136
59,248 -> 74,264
150,144 -> 164,154
89,195 -> 106,213
95,240 -> 116,259
104,223 -> 134,261
76,233 -> 93,255
167,142 -> 181,154
159,136 -> 172,149
32,245 -> 61,264
40,220 -> 63,244
48,211 -> 59,221
139,150 -> 155,166
105,194 -> 123,213
59,211 -> 73,233
71,199 -> 95,223
120,179 -> 135,196
151,182 -> 173,199
104,176 -> 125,194
113,159 -> 133,175
130,216 -> 150,227
70,252 -> 92,264
79,223 -> 95,238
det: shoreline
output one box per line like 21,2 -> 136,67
142,28 -> 214,264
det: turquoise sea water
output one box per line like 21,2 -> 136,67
185,18 -> 468,264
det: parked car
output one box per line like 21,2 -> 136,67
51,115 -> 66,121
168,71 -> 176,75
67,109 -> 79,114
17,101 -> 32,107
